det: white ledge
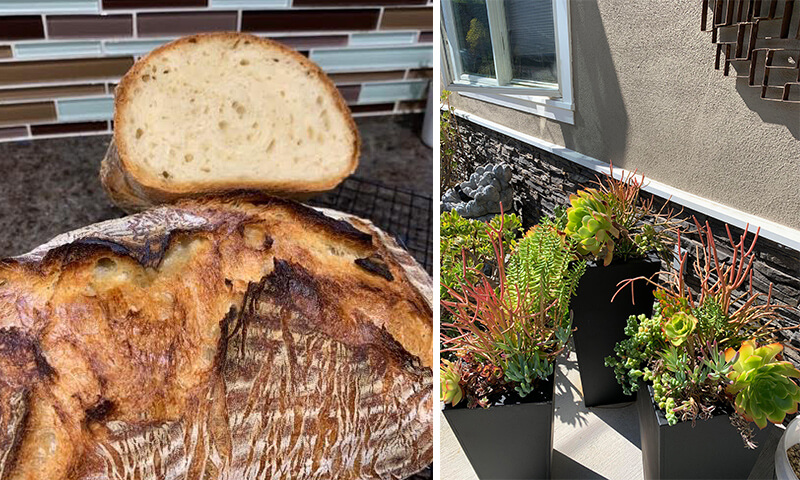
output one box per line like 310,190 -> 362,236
451,108 -> 800,252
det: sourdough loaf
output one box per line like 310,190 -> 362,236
0,196 -> 432,479
102,33 -> 360,212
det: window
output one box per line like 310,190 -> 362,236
441,0 -> 574,123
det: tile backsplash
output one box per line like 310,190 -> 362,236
0,0 -> 433,142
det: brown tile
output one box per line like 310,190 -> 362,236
242,10 -> 379,33
380,7 -> 432,30
406,68 -> 432,79
0,84 -> 107,103
270,35 -> 348,50
418,31 -> 433,43
397,99 -> 425,111
294,0 -> 426,4
337,85 -> 361,103
103,0 -> 206,8
0,126 -> 28,139
0,102 -> 56,126
47,15 -> 133,39
0,17 -> 45,41
31,121 -> 108,136
138,12 -> 237,37
350,103 -> 394,113
0,46 -> 11,59
328,70 -> 406,84
0,58 -> 135,87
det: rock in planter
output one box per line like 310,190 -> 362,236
441,163 -> 513,220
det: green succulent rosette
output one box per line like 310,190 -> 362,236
440,359 -> 464,407
564,189 -> 620,266
662,311 -> 697,346
725,341 -> 800,429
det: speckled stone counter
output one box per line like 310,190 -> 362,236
0,114 -> 432,257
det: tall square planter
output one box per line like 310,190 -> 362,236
572,255 -> 661,407
637,385 -> 770,480
442,373 -> 555,479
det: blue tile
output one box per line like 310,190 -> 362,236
0,0 -> 98,14
349,32 -> 417,47
57,97 -> 113,122
104,39 -> 169,56
358,80 -> 428,104
311,46 -> 432,72
15,41 -> 102,59
210,0 -> 288,8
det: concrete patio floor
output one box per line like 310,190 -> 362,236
440,351 -> 782,480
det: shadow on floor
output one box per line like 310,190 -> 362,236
589,403 -> 642,449
552,450 -> 605,480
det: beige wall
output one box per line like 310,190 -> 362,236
447,0 -> 800,230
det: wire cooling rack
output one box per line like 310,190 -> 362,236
307,176 -> 433,275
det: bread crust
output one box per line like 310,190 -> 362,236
106,32 -> 361,212
0,197 -> 431,479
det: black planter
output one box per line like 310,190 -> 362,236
572,255 -> 661,407
442,373 -> 555,479
637,385 -> 770,479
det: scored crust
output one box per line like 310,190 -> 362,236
0,196 -> 431,479
105,32 -> 361,212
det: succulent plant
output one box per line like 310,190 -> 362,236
564,189 -> 620,266
662,312 -> 698,347
440,359 -> 464,407
725,341 -> 800,429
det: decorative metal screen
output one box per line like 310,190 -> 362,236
701,0 -> 800,103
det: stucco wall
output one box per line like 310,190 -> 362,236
446,0 -> 800,230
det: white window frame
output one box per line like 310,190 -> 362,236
441,0 -> 574,124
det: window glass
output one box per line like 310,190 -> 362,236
504,0 -> 558,85
450,0 -> 495,78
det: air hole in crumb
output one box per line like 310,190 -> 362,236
188,39 -> 197,44
142,74 -> 151,82
218,121 -> 228,130
266,139 -> 275,153
162,69 -> 169,74
251,122 -> 259,129
272,58 -> 279,63
135,128 -> 144,139
184,154 -> 193,162
307,126 -> 314,138
162,171 -> 170,179
316,95 -> 323,105
201,167 -> 210,173
244,41 -> 251,45
224,278 -> 233,288
96,258 -> 117,270
240,59 -> 250,66
235,104 -> 246,115
279,91 -> 286,98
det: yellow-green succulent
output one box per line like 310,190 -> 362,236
662,312 -> 697,347
564,189 -> 620,266
725,341 -> 800,429
440,359 -> 464,407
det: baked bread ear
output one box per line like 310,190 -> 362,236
0,197 -> 431,479
102,33 -> 360,212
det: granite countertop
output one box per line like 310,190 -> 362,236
0,114 -> 432,257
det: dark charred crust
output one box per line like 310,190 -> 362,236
263,235 -> 274,250
0,326 -> 53,379
39,229 -> 201,270
85,399 -> 114,422
215,305 -> 237,371
262,259 -> 324,326
189,192 -> 374,248
355,255 -> 394,282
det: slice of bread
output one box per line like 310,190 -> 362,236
102,32 -> 359,212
